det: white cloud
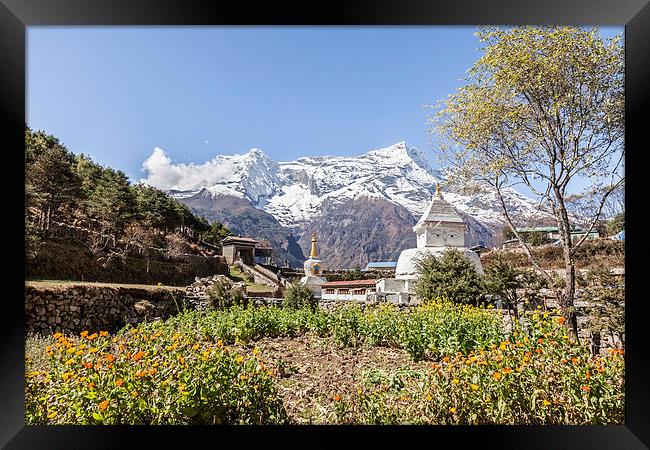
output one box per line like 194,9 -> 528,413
140,147 -> 242,191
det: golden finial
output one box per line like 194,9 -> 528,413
310,232 -> 318,258
435,182 -> 441,197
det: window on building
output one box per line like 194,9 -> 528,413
353,289 -> 365,295
338,289 -> 350,295
324,288 -> 335,294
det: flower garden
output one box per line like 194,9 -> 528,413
25,300 -> 624,425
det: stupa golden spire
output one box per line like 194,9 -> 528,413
435,182 -> 441,197
310,232 -> 318,258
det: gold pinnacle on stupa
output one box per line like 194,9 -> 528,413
435,182 -> 441,197
310,232 -> 318,258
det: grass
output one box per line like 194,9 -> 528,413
25,279 -> 186,291
227,267 -> 276,295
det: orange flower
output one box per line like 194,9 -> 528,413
556,316 -> 566,325
502,367 -> 512,374
581,385 -> 591,392
88,333 -> 98,340
131,351 -> 145,361
80,331 -> 89,337
87,382 -> 96,389
334,394 -> 342,402
585,371 -> 591,380
442,356 -> 450,363
571,357 -> 578,365
535,348 -> 543,354
99,331 -> 109,337
105,354 -> 115,363
115,379 -> 124,387
537,338 -> 544,345
82,362 -> 94,369
98,400 -> 109,410
135,370 -> 147,378
492,371 -> 502,381
53,332 -> 62,339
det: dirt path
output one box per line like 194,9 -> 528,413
236,335 -> 431,424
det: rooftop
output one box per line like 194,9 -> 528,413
414,189 -> 464,228
321,279 -> 378,288
365,261 -> 398,268
222,236 -> 260,245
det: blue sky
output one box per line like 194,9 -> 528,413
27,26 -> 623,184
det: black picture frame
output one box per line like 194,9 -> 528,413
2,0 -> 649,447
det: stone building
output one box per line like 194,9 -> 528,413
221,236 -> 259,265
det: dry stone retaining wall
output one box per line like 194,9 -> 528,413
26,283 -> 188,335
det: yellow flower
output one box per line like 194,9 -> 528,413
493,371 -> 502,381
236,355 -> 244,363
426,394 -> 433,401
47,410 -> 58,419
470,384 -> 479,391
192,344 -> 200,350
499,342 -> 507,351
452,378 -> 460,384
543,400 -> 551,406
449,407 -> 457,413
100,331 -> 109,337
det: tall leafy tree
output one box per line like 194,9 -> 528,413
431,27 -> 624,340
25,128 -> 82,234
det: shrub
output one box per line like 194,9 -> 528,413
414,249 -> 485,305
484,254 -> 546,321
282,282 -> 317,311
335,312 -> 624,425
25,327 -> 288,424
205,276 -> 247,309
578,266 -> 625,349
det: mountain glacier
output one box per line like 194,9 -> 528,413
158,142 -> 548,235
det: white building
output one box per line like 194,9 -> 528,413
360,183 -> 485,301
321,279 -> 377,301
300,232 -> 327,298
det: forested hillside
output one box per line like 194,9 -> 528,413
25,127 -> 231,285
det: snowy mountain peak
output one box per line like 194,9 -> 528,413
143,142 -> 551,241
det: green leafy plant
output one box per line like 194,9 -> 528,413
414,249 -> 485,305
282,282 -> 317,311
205,277 -> 247,309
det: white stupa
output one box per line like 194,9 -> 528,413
395,183 -> 483,280
300,232 -> 328,298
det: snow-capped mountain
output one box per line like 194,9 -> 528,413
142,142 -> 552,267
152,142 -> 547,230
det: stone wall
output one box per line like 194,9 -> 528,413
25,282 -> 188,335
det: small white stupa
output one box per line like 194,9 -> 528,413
395,183 -> 483,280
300,232 -> 328,298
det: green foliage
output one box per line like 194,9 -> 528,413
414,249 -> 485,305
431,27 -> 624,333
25,128 -> 82,214
205,277 -> 247,309
335,313 -> 624,424
25,217 -> 42,260
25,127 -> 214,251
484,255 -> 546,320
578,266 -> 625,347
607,212 -> 624,235
203,221 -> 232,245
25,328 -> 287,424
283,282 -> 317,311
